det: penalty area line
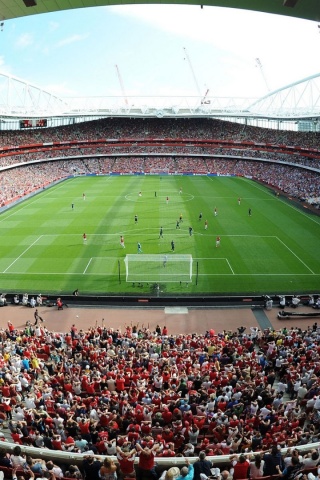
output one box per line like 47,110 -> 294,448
226,258 -> 235,274
83,258 -> 93,274
276,237 -> 315,274
3,235 -> 43,273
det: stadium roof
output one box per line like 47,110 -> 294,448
1,0 -> 320,23
1,71 -> 320,122
1,1 -> 320,125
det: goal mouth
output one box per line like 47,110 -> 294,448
124,254 -> 193,283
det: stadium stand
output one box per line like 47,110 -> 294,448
0,118 -> 319,478
0,118 -> 319,208
0,320 -> 320,478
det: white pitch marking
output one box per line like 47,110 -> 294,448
3,235 -> 43,273
276,236 -> 315,274
0,271 -> 318,276
226,258 -> 235,274
83,258 -> 93,274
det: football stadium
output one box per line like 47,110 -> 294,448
0,2 -> 319,305
0,1 -> 319,479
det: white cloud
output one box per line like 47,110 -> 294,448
108,4 -> 320,96
55,33 -> 89,48
48,21 -> 59,32
4,4 -> 320,101
15,33 -> 34,48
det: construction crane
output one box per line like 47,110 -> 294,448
201,88 -> 210,105
183,47 -> 210,104
115,64 -> 128,106
183,47 -> 202,98
255,58 -> 271,92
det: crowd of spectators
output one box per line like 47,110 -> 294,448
0,118 -> 320,148
0,118 -> 318,207
1,145 -> 320,172
0,118 -> 318,204
0,119 -> 320,168
1,319 -> 320,479
0,156 -> 318,209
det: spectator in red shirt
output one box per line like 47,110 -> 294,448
162,427 -> 174,444
11,428 -> 23,445
231,454 -> 251,480
136,443 -> 160,480
78,418 -> 91,441
52,434 -> 63,450
116,374 -> 125,392
116,445 -> 136,478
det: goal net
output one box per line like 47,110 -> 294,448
124,254 -> 193,283
149,168 -> 170,175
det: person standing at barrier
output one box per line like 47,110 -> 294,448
176,458 -> 194,480
193,451 -> 213,480
99,457 -> 117,480
136,443 -> 160,480
82,455 -> 102,480
116,445 -> 137,479
263,445 -> 284,476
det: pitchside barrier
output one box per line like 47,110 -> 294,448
0,439 -> 317,468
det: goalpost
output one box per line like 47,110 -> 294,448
124,254 -> 193,283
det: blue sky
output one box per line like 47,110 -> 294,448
0,4 -> 319,101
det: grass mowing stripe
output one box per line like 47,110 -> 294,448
248,177 -> 320,226
0,179 -> 75,224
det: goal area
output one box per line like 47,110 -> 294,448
124,254 -> 193,283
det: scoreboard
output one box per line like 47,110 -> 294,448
20,119 -> 48,129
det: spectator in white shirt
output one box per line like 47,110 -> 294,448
46,461 -> 63,478
314,396 -> 320,410
11,446 -> 27,468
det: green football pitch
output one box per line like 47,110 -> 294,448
0,175 -> 319,296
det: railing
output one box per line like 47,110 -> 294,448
0,439 -> 318,468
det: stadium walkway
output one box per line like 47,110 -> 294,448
0,303 -> 312,335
